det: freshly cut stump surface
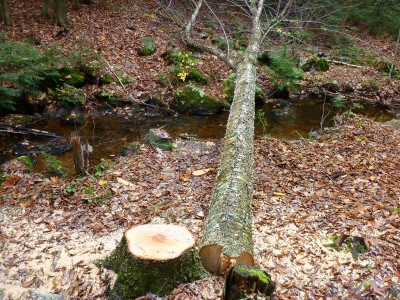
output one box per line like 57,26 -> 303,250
126,224 -> 194,260
102,224 -> 208,299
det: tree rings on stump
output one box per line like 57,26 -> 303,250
102,224 -> 208,299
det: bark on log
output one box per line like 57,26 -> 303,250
102,224 -> 208,299
199,0 -> 264,275
326,59 -> 366,69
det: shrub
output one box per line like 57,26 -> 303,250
265,46 -> 304,97
51,84 -> 86,108
0,42 -> 63,110
0,42 -> 102,111
170,50 -> 201,82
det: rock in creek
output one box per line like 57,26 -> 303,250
144,128 -> 173,151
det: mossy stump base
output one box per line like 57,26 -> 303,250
223,265 -> 274,300
102,224 -> 208,299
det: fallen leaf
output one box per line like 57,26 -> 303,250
4,175 -> 20,186
273,192 -> 285,197
98,179 -> 107,186
117,177 -> 135,187
192,168 -> 214,176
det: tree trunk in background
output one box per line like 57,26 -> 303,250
199,0 -> 264,275
0,0 -> 11,26
70,132 -> 87,175
40,0 -> 53,18
55,0 -> 67,26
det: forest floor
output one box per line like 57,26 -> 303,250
1,117 -> 399,299
1,0 -> 400,299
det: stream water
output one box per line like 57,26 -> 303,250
0,97 -> 394,174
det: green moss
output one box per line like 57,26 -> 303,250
225,265 -> 273,299
137,37 -> 157,56
173,85 -> 224,115
235,265 -> 270,285
145,129 -> 173,151
187,70 -> 208,85
99,74 -> 114,84
17,156 -> 34,172
114,71 -> 133,84
23,37 -> 40,45
390,207 -> 400,213
315,58 -> 329,71
301,57 -> 329,72
363,278 -> 372,289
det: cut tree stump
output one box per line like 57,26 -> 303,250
102,224 -> 208,299
223,265 -> 274,300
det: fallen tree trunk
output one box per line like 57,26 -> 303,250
102,224 -> 207,299
199,0 -> 264,275
0,123 -> 59,138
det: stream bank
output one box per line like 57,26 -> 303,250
0,96 -> 396,174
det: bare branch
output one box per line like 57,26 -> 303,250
182,0 -> 237,69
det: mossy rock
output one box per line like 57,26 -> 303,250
321,80 -> 339,93
314,58 -> 329,71
144,128 -> 173,151
114,70 -> 133,84
17,156 -> 34,172
137,37 -> 157,56
187,70 -> 208,85
223,74 -> 266,104
301,57 -> 329,72
60,68 -> 85,87
173,85 -> 226,115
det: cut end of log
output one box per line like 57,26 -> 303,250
125,224 -> 195,260
199,244 -> 254,274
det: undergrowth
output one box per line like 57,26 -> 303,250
0,41 -> 102,111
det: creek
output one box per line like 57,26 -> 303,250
0,97 -> 394,174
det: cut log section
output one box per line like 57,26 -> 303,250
102,224 -> 208,299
